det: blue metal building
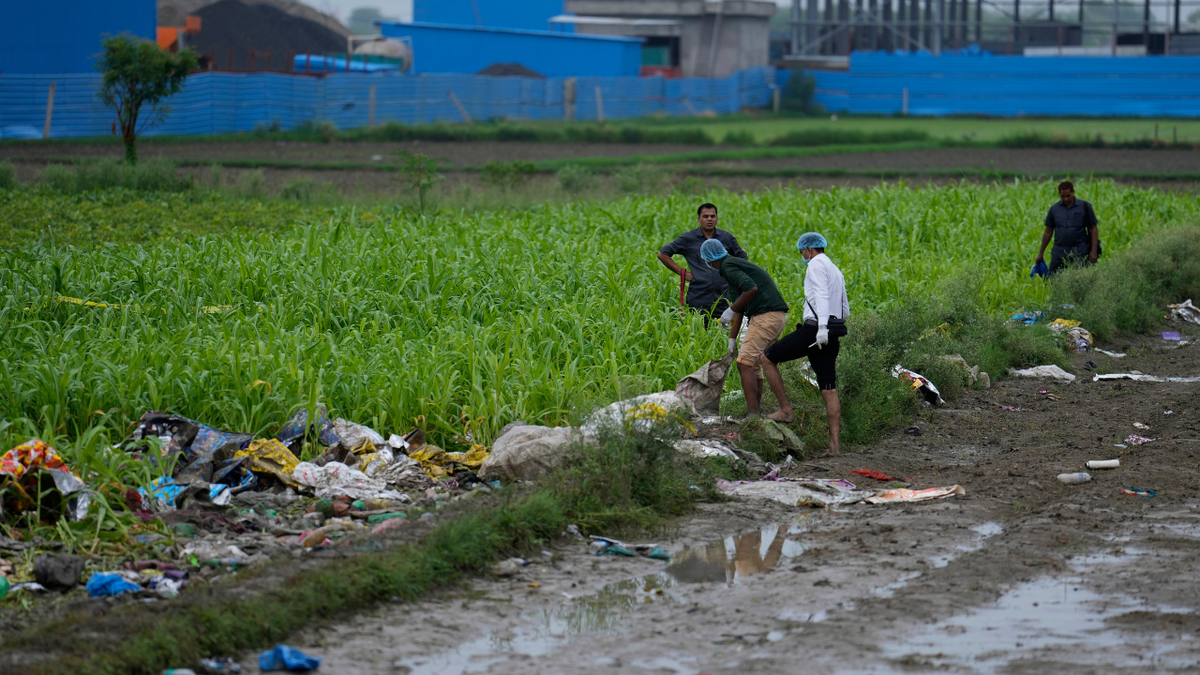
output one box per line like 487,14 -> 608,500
0,0 -> 157,74
378,21 -> 641,77
411,0 -> 565,31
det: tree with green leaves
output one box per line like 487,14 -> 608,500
96,35 -> 198,164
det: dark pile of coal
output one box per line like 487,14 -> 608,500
191,0 -> 345,71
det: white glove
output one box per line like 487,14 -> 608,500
719,307 -> 735,330
816,325 -> 829,349
728,337 -> 738,354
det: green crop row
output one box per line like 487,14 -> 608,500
2,180 -> 1197,453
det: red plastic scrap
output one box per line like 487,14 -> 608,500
850,469 -> 897,482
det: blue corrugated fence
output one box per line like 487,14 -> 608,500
0,69 -> 773,139
811,53 -> 1200,117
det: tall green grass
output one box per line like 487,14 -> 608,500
1,180 -> 1197,454
1051,225 -> 1200,341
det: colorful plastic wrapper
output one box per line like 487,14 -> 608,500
235,439 -> 303,489
891,366 -> 946,406
175,425 -> 254,484
276,405 -> 340,451
1122,487 -> 1157,498
408,444 -> 489,479
1125,434 -> 1156,446
137,476 -> 232,510
865,485 -> 966,504
86,573 -> 141,597
0,440 -> 91,521
1009,311 -> 1045,325
259,644 -> 322,672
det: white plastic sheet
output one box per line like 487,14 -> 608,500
1008,365 -> 1076,381
293,461 -> 407,501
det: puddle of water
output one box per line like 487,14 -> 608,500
665,522 -> 805,585
396,573 -> 679,675
927,521 -> 1003,569
867,577 -> 1198,674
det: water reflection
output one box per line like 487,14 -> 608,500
666,522 -> 806,584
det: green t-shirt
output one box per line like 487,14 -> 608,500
718,257 -> 789,317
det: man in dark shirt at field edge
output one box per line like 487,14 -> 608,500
657,203 -> 748,322
1036,181 -> 1100,275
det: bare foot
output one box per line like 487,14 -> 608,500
820,448 -> 841,458
766,411 -> 794,423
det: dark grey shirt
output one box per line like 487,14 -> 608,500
1045,199 -> 1098,248
660,228 -> 748,310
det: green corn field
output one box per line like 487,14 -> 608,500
2,179 -> 1198,451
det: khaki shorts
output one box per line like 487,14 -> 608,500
737,311 -> 787,368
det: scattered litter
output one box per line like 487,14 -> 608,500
905,425 -> 923,436
1133,422 -> 1150,430
258,645 -> 321,672
646,547 -> 671,560
491,557 -> 528,577
939,354 -> 988,388
582,391 -> 693,436
891,366 -> 945,406
850,469 -> 899,482
235,439 -> 303,490
673,439 -> 740,462
1125,434 -> 1155,445
1010,311 -> 1045,325
1086,459 -> 1120,469
760,420 -> 803,450
1048,318 -> 1082,332
1096,349 -> 1127,358
1122,487 -> 1157,498
1057,472 -> 1092,485
197,657 -> 242,674
675,353 -> 734,415
1007,365 -> 1075,382
864,485 -> 966,504
999,405 -> 1024,412
598,543 -> 636,556
1114,444 -> 1128,448
1164,410 -> 1175,415
86,573 -> 142,597
719,478 -> 873,508
478,423 -> 577,482
1094,373 -> 1200,383
292,462 -> 407,501
1168,299 -> 1200,325
1082,360 -> 1097,371
0,575 -> 8,600
0,439 -> 91,522
1163,331 -> 1182,341
1043,392 -> 1063,401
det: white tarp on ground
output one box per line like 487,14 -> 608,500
1093,373 -> 1200,383
293,461 -> 408,501
719,479 -> 874,508
1008,365 -> 1076,381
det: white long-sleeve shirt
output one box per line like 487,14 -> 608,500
801,254 -> 849,327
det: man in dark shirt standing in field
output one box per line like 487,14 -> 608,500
1036,181 -> 1099,275
657,203 -> 748,322
702,238 -> 790,418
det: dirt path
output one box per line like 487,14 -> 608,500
238,330 -> 1200,675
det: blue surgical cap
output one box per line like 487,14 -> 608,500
796,232 -> 828,251
700,238 -> 728,262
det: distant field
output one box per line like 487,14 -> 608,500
629,115 -> 1200,144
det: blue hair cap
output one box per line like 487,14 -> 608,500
700,238 -> 729,262
796,232 -> 828,250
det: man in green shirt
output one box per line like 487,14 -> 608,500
701,238 -> 790,417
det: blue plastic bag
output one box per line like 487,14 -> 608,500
1030,260 -> 1049,278
258,645 -> 321,672
86,573 -> 141,597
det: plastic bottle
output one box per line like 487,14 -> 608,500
1086,459 -> 1120,469
1057,472 -> 1093,484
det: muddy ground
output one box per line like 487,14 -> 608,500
227,327 -> 1200,675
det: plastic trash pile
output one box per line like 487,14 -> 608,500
0,404 -> 499,603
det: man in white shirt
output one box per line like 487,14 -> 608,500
761,232 -> 849,457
